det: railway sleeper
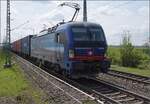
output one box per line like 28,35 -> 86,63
110,94 -> 127,99
99,90 -> 114,94
145,79 -> 150,83
104,91 -> 120,96
94,87 -> 109,90
116,96 -> 135,102
120,99 -> 144,104
111,93 -> 125,97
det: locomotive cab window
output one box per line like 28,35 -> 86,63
89,28 -> 105,41
72,26 -> 105,42
72,27 -> 88,41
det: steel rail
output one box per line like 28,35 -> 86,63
13,54 -> 125,104
36,65 -> 150,104
14,54 -> 103,104
107,70 -> 150,85
90,78 -> 150,104
13,53 -> 150,104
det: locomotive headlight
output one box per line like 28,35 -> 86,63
69,49 -> 74,58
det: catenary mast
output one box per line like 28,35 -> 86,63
4,0 -> 11,67
83,0 -> 87,22
0,0 -> 1,45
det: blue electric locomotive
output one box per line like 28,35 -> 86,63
31,22 -> 110,78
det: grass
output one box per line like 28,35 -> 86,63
107,46 -> 150,77
111,65 -> 150,77
0,66 -> 28,96
82,100 -> 99,104
0,50 -> 45,104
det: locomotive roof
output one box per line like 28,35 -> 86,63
56,21 -> 102,30
32,22 -> 102,39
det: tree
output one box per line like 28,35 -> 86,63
120,31 -> 141,67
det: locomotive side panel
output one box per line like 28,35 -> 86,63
31,33 -> 58,63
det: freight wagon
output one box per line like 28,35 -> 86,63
12,35 -> 34,56
21,35 -> 34,56
12,40 -> 21,54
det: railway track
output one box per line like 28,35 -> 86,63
14,54 -> 150,104
29,64 -> 150,104
107,70 -> 150,85
96,69 -> 150,98
14,54 -> 102,104
74,78 -> 150,104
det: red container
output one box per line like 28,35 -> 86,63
12,39 -> 21,53
16,40 -> 21,53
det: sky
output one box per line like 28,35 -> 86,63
0,0 -> 149,46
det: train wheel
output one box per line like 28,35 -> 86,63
62,71 -> 66,76
38,60 -> 42,68
55,65 -> 61,73
101,68 -> 108,73
62,70 -> 68,77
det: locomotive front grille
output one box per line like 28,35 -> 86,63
72,62 -> 100,73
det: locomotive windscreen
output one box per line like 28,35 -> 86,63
72,27 -> 105,41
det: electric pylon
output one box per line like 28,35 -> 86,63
4,0 -> 11,68
83,0 -> 87,22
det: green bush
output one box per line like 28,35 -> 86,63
131,49 -> 143,67
107,47 -> 121,65
107,46 -> 150,70
107,34 -> 149,70
143,42 -> 150,56
138,60 -> 150,70
119,34 -> 142,67
138,53 -> 150,70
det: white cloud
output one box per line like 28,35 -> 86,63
138,6 -> 149,16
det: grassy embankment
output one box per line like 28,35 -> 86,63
107,46 -> 150,77
111,65 -> 150,77
0,50 -> 45,103
0,50 -> 98,104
